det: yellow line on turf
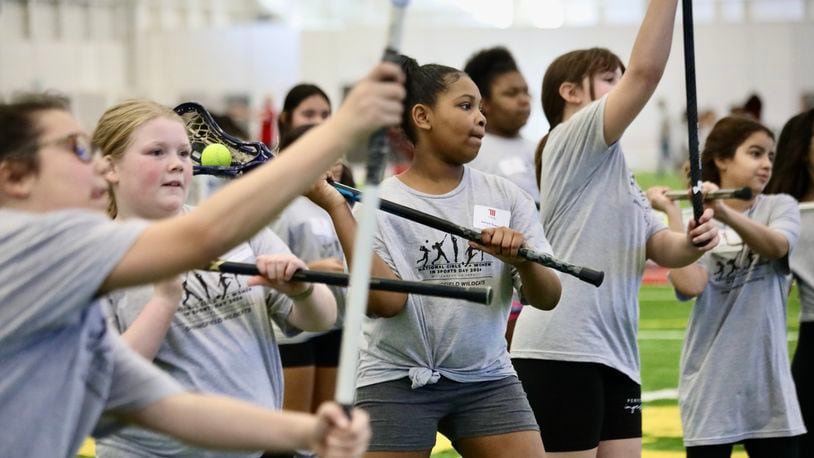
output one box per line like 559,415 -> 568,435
78,438 -> 95,457
432,433 -> 453,454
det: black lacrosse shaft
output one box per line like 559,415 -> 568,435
666,187 -> 752,201
208,261 -> 493,305
365,52 -> 403,183
682,0 -> 705,223
332,182 -> 604,287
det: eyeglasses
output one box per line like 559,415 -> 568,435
37,133 -> 98,163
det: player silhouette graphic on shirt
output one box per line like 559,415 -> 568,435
417,241 -> 431,267
431,235 -> 450,265
182,274 -> 206,306
217,273 -> 239,299
464,245 -> 484,265
451,235 -> 459,263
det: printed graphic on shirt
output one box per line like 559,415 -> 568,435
415,234 -> 492,288
708,227 -> 767,290
177,272 -> 263,333
628,173 -> 651,210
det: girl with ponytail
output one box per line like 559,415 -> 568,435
511,2 -> 720,457
307,54 -> 561,457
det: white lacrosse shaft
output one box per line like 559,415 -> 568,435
335,0 -> 408,413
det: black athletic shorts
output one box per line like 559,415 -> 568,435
792,321 -> 814,457
278,329 -> 342,368
513,358 -> 642,452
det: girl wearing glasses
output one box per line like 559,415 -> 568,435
0,61 -> 402,458
648,116 -> 804,457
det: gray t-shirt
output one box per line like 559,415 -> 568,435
467,132 -> 540,204
355,167 -> 553,389
678,193 -> 805,446
793,202 -> 814,322
270,196 -> 346,344
0,209 -> 183,458
97,224 -> 298,458
510,96 -> 666,384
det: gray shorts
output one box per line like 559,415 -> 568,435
355,375 -> 539,452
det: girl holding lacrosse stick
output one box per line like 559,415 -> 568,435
0,61 -> 401,458
765,108 -> 814,458
648,116 -> 803,457
510,1 -> 719,456
93,99 -> 340,458
307,54 -> 561,458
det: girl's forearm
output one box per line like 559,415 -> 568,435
286,284 -> 338,332
119,296 -> 178,360
517,263 -> 561,311
717,206 -> 790,259
126,393 -> 318,452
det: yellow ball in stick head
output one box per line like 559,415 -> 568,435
201,143 -> 232,166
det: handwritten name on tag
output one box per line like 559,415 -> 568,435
473,205 -> 511,229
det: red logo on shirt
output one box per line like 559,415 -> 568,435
488,209 -> 496,217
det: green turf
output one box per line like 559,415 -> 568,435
431,450 -> 462,458
634,170 -> 687,195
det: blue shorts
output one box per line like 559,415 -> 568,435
355,375 -> 539,452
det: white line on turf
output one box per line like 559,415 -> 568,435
642,388 -> 679,402
638,330 -> 798,341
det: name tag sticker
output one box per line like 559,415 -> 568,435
473,205 -> 511,229
309,218 -> 334,237
498,157 -> 526,176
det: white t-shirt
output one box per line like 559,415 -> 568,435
355,167 -> 553,389
467,132 -> 539,204
510,96 -> 666,384
270,196 -> 346,344
678,194 -> 805,446
99,210 -> 298,458
793,202 -> 814,322
0,209 -> 183,458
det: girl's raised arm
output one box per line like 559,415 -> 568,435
604,0 -> 678,145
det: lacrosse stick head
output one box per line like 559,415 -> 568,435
174,102 -> 275,177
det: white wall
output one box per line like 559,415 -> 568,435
134,24 -> 301,110
1,0 -> 300,131
0,0 -> 127,127
301,22 -> 814,170
2,0 -> 813,172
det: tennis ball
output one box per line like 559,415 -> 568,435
201,143 -> 232,166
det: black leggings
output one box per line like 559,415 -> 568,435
793,321 -> 814,458
685,436 -> 799,458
